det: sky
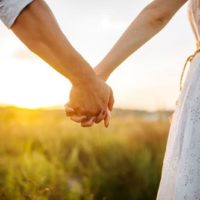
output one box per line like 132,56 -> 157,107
0,0 -> 196,111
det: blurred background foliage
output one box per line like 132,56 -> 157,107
0,107 -> 170,200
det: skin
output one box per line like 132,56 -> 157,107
67,0 -> 188,126
10,0 -> 114,126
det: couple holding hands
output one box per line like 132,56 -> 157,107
0,0 -> 185,128
2,0 -> 198,199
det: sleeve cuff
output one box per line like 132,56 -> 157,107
0,0 -> 34,28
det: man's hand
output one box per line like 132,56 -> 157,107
65,77 -> 114,127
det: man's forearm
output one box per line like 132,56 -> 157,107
11,0 -> 96,85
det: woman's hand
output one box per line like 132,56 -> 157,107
65,104 -> 111,127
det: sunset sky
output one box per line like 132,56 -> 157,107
0,0 -> 195,111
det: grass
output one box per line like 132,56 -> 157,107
0,107 -> 170,200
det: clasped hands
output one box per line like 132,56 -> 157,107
65,68 -> 114,127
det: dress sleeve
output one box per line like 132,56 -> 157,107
0,0 -> 33,28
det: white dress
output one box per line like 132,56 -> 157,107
156,1 -> 200,199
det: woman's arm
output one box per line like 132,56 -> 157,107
95,0 -> 188,80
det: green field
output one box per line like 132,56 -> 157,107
0,107 -> 170,200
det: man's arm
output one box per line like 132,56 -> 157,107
11,0 -> 95,86
95,0 -> 188,80
9,0 -> 114,124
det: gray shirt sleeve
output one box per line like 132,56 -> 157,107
0,0 -> 33,28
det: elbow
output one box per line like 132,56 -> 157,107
144,3 -> 172,27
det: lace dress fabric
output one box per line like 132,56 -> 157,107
156,1 -> 200,199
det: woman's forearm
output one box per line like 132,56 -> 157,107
11,0 -> 96,86
95,0 -> 188,80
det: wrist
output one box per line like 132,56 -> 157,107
59,52 -> 97,86
94,65 -> 110,81
71,68 -> 98,87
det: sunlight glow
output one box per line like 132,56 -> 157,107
0,49 -> 71,109
0,1 -> 194,111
